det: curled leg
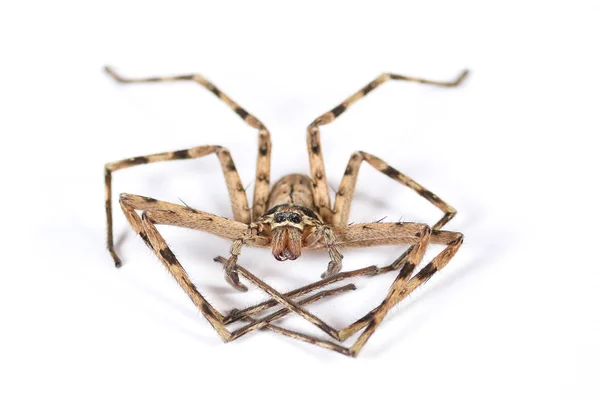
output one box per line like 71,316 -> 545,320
319,225 -> 344,279
223,239 -> 248,292
217,224 -> 463,357
213,256 -> 379,324
216,230 -> 458,324
214,222 -> 431,346
279,227 -> 462,357
345,232 -> 463,356
118,194 -> 354,342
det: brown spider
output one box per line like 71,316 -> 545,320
104,66 -> 468,357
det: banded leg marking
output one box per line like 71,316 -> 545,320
219,226 -> 463,357
306,69 -> 467,226
117,195 -> 354,343
105,145 -> 250,266
333,151 -> 457,229
105,66 -> 273,221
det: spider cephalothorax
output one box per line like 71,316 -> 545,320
104,66 -> 467,357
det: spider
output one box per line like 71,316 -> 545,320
103,66 -> 468,357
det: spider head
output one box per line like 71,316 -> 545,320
258,204 -> 322,262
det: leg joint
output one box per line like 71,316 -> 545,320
352,151 -> 366,161
449,232 -> 464,246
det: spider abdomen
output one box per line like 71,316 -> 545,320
267,174 -> 315,211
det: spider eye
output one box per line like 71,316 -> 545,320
274,212 -> 302,224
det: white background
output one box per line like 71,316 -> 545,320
1,1 -> 598,399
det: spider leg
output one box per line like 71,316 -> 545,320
117,195 -> 354,342
220,224 -> 462,357
333,151 -> 457,229
104,66 -> 272,224
230,264 -> 349,340
238,315 -> 353,356
120,193 -> 257,291
335,235 -> 458,342
214,256 -> 379,324
218,229 -> 461,322
119,194 -> 249,241
333,225 -> 463,356
215,222 -> 431,344
104,66 -> 267,131
306,69 -> 467,224
322,228 -> 463,357
105,145 -> 250,266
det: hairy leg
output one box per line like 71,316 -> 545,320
218,224 -> 463,357
130,201 -> 462,356
105,66 -> 272,220
106,145 -> 249,266
333,151 -> 457,229
213,256 -> 379,324
214,222 -> 431,345
339,232 -> 464,355
306,69 -> 468,223
118,194 -> 354,342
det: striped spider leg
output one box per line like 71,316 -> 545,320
287,70 -> 467,355
307,69 -> 468,227
118,194 -> 360,344
104,67 -> 272,289
306,69 -> 467,276
126,193 -> 455,357
217,224 -> 462,357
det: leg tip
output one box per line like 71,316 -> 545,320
104,65 -> 116,77
321,261 -> 342,279
109,250 -> 122,268
104,65 -> 125,83
454,69 -> 470,86
340,283 -> 358,293
225,274 -> 248,292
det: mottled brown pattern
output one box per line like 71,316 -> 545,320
267,174 -> 315,210
103,66 -> 468,357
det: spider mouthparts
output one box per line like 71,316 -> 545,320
272,227 -> 302,261
274,248 -> 299,261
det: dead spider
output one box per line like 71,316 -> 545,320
103,66 -> 468,357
